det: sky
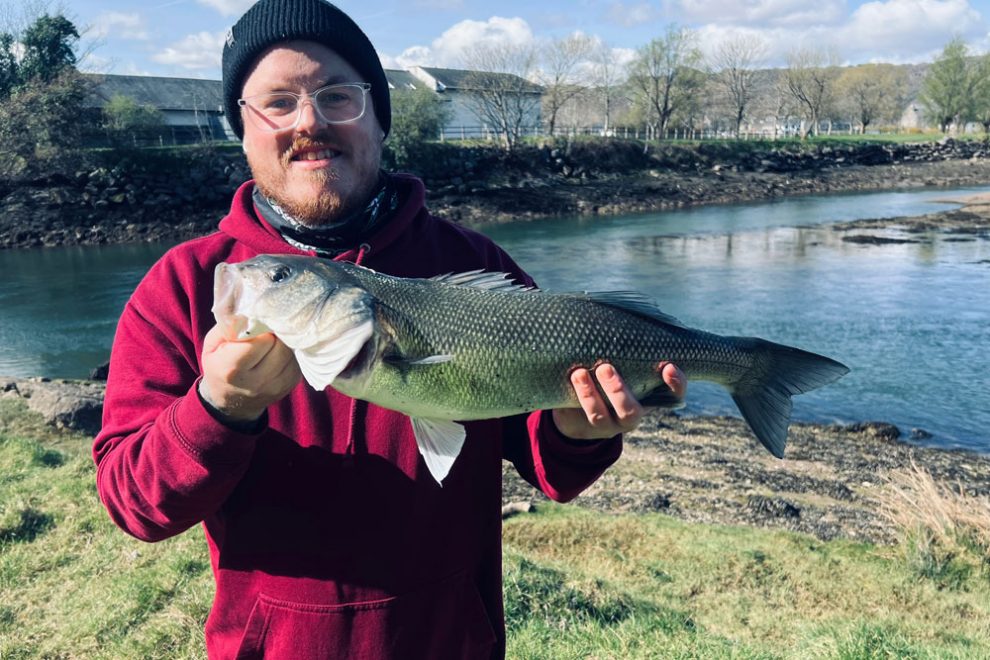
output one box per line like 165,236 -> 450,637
46,0 -> 990,80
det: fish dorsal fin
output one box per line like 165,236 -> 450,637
410,417 -> 467,484
430,270 -> 535,293
294,319 -> 375,391
569,291 -> 687,328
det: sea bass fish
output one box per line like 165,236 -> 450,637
213,254 -> 849,483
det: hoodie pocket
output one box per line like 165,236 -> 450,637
234,570 -> 496,660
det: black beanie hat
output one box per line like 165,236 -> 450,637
222,0 -> 391,139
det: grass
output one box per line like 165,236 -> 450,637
2,398 -> 988,658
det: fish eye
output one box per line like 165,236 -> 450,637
268,265 -> 292,283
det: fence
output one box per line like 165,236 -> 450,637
432,123 -> 924,143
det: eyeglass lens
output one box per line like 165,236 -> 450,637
242,84 -> 367,131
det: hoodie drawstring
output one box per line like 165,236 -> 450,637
342,242 -> 371,462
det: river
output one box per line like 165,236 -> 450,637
1,187 -> 988,453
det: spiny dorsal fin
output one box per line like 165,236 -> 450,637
430,270 -> 535,293
566,291 -> 687,328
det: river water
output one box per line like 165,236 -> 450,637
1,187 -> 988,452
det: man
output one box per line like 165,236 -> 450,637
93,0 -> 685,657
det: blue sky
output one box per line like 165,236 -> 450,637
61,0 -> 990,80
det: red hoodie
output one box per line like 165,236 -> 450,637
93,174 -> 622,659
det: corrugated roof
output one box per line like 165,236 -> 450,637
384,69 -> 419,90
83,74 -> 224,112
416,66 -> 543,94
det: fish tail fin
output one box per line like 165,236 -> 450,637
729,338 -> 849,458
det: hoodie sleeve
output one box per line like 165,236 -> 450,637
92,255 -> 258,542
502,411 -> 622,503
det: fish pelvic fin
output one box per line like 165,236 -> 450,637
730,339 -> 850,458
410,417 -> 467,485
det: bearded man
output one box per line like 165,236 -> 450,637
93,1 -> 685,657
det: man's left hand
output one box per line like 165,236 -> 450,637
552,362 -> 686,441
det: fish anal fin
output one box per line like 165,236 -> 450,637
640,384 -> 685,410
410,417 -> 466,485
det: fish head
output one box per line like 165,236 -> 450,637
212,255 -> 378,389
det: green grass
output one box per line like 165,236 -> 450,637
2,398 -> 988,658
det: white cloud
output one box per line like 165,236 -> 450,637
196,0 -> 255,16
842,0 -> 985,59
90,12 -> 149,41
152,31 -> 226,70
606,2 -> 662,28
690,0 -> 987,66
392,16 -> 536,68
666,0 -> 845,27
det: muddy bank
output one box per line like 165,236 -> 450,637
3,140 -> 990,249
435,158 -> 990,228
503,412 -> 990,546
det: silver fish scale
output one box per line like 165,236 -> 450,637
347,268 -> 754,420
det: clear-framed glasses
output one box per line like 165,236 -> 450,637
237,82 -> 371,133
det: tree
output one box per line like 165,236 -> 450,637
461,42 -> 541,151
710,34 -> 768,136
0,32 -> 18,98
835,64 -> 908,133
385,86 -> 452,167
920,38 -> 977,133
627,26 -> 704,139
784,48 -> 840,138
537,34 -> 594,136
971,54 -> 990,134
18,13 -> 77,83
591,40 -> 622,134
101,94 -> 166,147
0,68 -> 89,174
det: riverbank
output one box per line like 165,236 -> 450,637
4,375 -> 987,547
505,411 -> 990,546
434,157 -> 990,228
3,138 -> 990,249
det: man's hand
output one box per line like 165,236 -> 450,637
551,362 -> 686,441
199,324 -> 303,422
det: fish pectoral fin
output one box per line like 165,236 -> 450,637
640,384 -> 686,410
410,417 -> 466,485
383,353 -> 454,369
294,320 -> 374,391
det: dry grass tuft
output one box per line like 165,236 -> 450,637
878,459 -> 990,587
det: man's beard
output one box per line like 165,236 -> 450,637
249,134 -> 378,227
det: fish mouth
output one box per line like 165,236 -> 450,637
212,263 -> 246,340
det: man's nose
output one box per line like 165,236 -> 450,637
295,99 -> 325,133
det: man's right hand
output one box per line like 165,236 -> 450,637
199,324 -> 303,422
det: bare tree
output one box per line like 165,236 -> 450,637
784,47 -> 840,138
835,63 -> 909,133
461,42 -> 541,151
538,33 -> 594,136
590,40 -> 623,134
710,34 -> 768,136
627,25 -> 704,139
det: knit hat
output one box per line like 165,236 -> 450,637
221,0 -> 390,139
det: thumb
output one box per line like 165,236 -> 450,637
202,324 -> 228,355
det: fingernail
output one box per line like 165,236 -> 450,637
598,364 -> 615,379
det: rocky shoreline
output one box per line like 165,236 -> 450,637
3,139 -> 990,249
5,375 -> 988,547
504,411 -> 990,546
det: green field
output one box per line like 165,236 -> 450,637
2,397 -> 988,659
